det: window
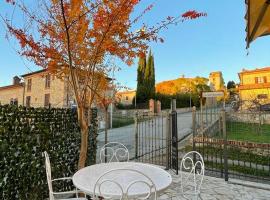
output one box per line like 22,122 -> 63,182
125,96 -> 129,101
27,79 -> 32,91
45,74 -> 51,88
13,98 -> 18,106
11,98 -> 18,106
255,76 -> 267,84
26,96 -> 31,107
44,93 -> 50,107
264,76 -> 267,83
257,94 -> 268,99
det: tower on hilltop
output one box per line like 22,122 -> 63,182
209,71 -> 224,91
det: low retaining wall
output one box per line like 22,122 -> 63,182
194,136 -> 270,156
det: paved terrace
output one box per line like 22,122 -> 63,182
160,170 -> 270,200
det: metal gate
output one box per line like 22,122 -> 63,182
134,106 -> 193,174
135,112 -> 170,166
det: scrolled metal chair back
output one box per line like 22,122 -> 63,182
180,151 -> 204,199
93,168 -> 157,200
100,142 -> 129,163
44,151 -> 54,200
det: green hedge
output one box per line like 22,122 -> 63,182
155,93 -> 200,109
0,105 -> 97,200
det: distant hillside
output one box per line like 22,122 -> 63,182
156,76 -> 209,95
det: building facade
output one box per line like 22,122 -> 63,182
116,90 -> 136,105
238,67 -> 270,108
0,76 -> 24,106
21,69 -> 71,108
209,71 -> 225,91
0,69 -> 72,108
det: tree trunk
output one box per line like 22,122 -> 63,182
104,108 -> 108,163
77,105 -> 89,169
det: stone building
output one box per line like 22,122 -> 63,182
0,69 -> 74,108
0,69 -> 112,108
238,67 -> 270,108
209,71 -> 225,91
21,69 -> 71,107
0,76 -> 24,105
116,90 -> 136,105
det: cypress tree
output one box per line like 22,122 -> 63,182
148,50 -> 155,99
136,50 -> 156,105
136,55 -> 147,104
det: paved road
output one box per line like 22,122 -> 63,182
97,111 -> 193,160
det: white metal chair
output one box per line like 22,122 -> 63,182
44,151 -> 87,200
179,151 -> 204,200
93,168 -> 157,200
100,142 -> 129,163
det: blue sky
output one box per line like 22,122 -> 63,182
1,0 -> 270,89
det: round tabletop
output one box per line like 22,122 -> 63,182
72,162 -> 172,198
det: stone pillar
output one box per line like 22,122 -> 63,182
149,99 -> 155,113
156,100 -> 161,114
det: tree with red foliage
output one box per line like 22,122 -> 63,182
3,0 -> 206,169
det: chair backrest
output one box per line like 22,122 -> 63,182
44,151 -> 54,200
93,168 -> 157,200
180,151 -> 204,197
100,142 -> 129,163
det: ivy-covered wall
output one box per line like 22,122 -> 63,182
0,105 -> 98,200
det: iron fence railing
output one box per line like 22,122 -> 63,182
193,110 -> 270,184
135,113 -> 168,166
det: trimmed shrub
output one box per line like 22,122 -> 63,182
155,93 -> 200,109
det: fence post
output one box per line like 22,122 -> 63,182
222,109 -> 228,181
165,111 -> 171,170
134,111 -> 138,160
200,98 -> 203,128
192,106 -> 196,151
171,99 -> 178,174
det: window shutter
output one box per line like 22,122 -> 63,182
264,76 -> 267,83
27,79 -> 32,91
44,94 -> 50,107
45,74 -> 51,88
255,77 -> 258,83
26,96 -> 31,107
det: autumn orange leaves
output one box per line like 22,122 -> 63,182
3,0 -> 206,168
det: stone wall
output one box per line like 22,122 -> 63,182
0,86 -> 24,105
194,136 -> 270,156
24,72 -> 66,108
227,111 -> 270,124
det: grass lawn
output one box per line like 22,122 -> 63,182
225,121 -> 270,143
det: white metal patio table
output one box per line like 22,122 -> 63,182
72,162 -> 172,199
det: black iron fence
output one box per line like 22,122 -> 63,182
135,112 -> 168,166
134,107 -> 194,172
193,110 -> 270,184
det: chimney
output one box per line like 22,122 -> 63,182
13,76 -> 21,85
